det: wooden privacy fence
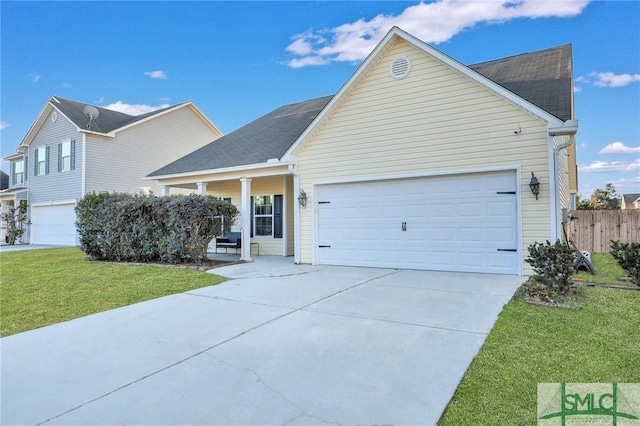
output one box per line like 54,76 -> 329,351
567,210 -> 640,253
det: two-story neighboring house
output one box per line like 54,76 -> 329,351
0,96 -> 222,245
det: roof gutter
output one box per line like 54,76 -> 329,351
548,119 -> 579,139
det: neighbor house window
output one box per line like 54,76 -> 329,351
253,195 -> 273,236
35,145 -> 49,176
58,140 -> 75,172
12,160 -> 24,185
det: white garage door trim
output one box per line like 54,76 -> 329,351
31,201 -> 77,246
313,169 -> 522,275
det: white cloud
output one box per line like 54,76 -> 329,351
94,96 -> 105,104
31,74 -> 41,83
62,82 -> 71,88
591,72 -> 640,88
599,141 -> 640,154
104,101 -> 170,116
0,121 -> 9,131
578,158 -> 640,173
285,0 -> 590,68
144,70 -> 167,79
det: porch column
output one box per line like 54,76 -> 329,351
159,185 -> 169,196
196,182 -> 208,195
240,177 -> 252,261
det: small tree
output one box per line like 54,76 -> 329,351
1,203 -> 30,245
576,183 -> 621,210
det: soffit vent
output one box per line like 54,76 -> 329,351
390,56 -> 411,79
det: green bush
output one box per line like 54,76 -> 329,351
525,240 -> 575,295
610,240 -> 640,286
75,193 -> 238,264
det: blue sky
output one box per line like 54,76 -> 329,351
2,1 -> 639,196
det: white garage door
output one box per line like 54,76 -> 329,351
317,171 -> 518,274
31,203 -> 77,245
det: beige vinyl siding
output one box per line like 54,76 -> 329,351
204,176 -> 287,256
296,38 -> 553,274
28,111 -> 83,204
84,106 -> 220,195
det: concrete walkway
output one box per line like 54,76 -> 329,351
1,258 -> 522,425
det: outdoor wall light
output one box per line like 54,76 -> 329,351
298,189 -> 307,209
529,172 -> 540,200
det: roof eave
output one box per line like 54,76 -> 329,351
145,160 -> 291,182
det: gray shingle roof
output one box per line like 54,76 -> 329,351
51,96 -> 176,133
148,44 -> 572,178
623,193 -> 640,206
148,95 -> 333,177
469,44 -> 573,121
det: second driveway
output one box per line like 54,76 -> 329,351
1,261 -> 522,426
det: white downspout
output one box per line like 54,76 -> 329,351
288,163 -> 301,264
548,119 -> 578,242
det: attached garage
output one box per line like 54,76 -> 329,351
31,203 -> 77,245
316,171 -> 519,274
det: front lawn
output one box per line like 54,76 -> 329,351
573,252 -> 635,286
0,247 -> 226,337
439,286 -> 640,425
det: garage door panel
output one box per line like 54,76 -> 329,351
317,171 -> 518,274
31,204 -> 77,245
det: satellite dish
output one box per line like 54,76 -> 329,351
82,105 -> 99,129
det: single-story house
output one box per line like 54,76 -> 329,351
147,27 -> 579,276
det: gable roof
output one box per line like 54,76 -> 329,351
147,95 -> 333,178
469,44 -> 573,121
6,96 -> 222,158
50,96 -> 182,134
285,27 -> 570,159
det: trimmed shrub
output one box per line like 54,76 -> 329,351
75,193 -> 238,264
610,240 -> 640,286
525,240 -> 575,296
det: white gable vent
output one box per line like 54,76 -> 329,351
390,56 -> 411,79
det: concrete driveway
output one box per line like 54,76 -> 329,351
1,258 -> 522,425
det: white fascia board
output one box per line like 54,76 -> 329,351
143,161 -> 291,182
4,152 -> 24,161
15,100 -> 56,151
283,26 -> 565,160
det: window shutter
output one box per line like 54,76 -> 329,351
34,149 -> 39,176
250,196 -> 254,238
45,146 -> 50,174
70,140 -> 76,170
24,156 -> 28,182
58,144 -> 62,172
274,195 -> 283,238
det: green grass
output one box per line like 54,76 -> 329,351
439,286 -> 640,425
573,252 -> 634,286
0,247 -> 226,337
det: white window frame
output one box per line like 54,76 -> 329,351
253,195 -> 273,237
61,141 -> 72,172
36,146 -> 47,176
12,160 -> 24,185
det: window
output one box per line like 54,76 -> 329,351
12,160 -> 24,185
35,146 -> 49,176
253,195 -> 273,236
58,140 -> 75,172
